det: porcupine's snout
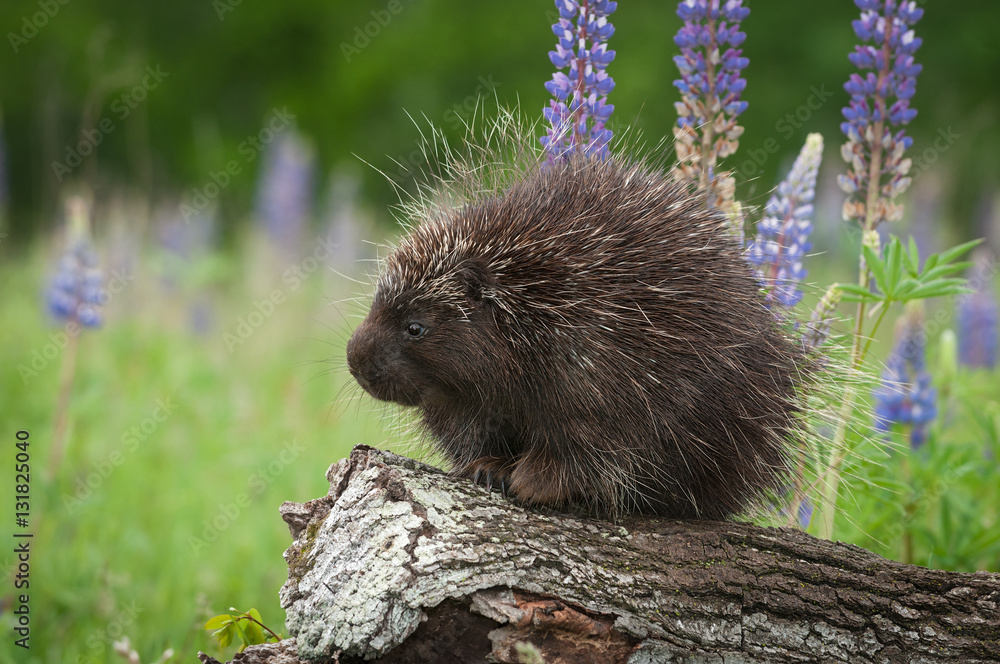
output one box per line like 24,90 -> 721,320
345,319 -> 375,394
347,315 -> 401,402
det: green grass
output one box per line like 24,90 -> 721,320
831,360 -> 1000,571
0,239 -> 393,663
1,232 -> 998,663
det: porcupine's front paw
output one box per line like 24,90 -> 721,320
459,456 -> 517,497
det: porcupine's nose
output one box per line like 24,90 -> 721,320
346,326 -> 374,392
350,366 -> 372,392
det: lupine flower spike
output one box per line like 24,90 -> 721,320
46,196 -> 103,480
747,133 -> 823,308
797,497 -> 814,529
957,249 -> 998,369
46,197 -> 104,328
803,284 -> 843,350
838,0 -> 923,230
255,129 -> 316,252
541,0 -> 617,160
873,303 -> 937,448
820,0 -> 927,541
672,0 -> 749,213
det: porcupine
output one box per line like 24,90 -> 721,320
346,152 -> 808,520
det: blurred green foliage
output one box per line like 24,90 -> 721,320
0,240 -> 997,662
834,356 -> 1000,571
2,3 -> 1000,661
1,1 -> 999,240
0,239 -> 399,663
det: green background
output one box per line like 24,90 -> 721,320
1,0 -> 998,240
1,1 -> 999,662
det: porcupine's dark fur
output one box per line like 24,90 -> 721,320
346,152 -> 807,520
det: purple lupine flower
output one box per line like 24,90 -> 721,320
46,198 -> 104,328
957,250 -> 998,369
798,497 -> 814,529
775,491 -> 814,529
159,209 -> 215,262
255,129 -> 316,251
540,0 -> 617,160
873,305 -> 937,448
838,0 -> 923,228
747,133 -> 823,307
671,0 -> 749,212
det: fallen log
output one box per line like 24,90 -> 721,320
200,445 -> 1000,663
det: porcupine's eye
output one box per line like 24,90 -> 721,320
405,322 -> 427,339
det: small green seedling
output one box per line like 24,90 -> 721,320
204,607 -> 283,652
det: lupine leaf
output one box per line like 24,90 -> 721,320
838,283 -> 881,302
893,277 -> 920,298
885,237 -> 903,294
920,262 -> 971,283
903,279 -> 971,300
936,238 -> 981,266
905,236 -> 920,274
863,243 -> 887,294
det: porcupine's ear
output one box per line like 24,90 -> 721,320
456,260 -> 495,307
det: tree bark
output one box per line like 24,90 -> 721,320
203,445 -> 1000,664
